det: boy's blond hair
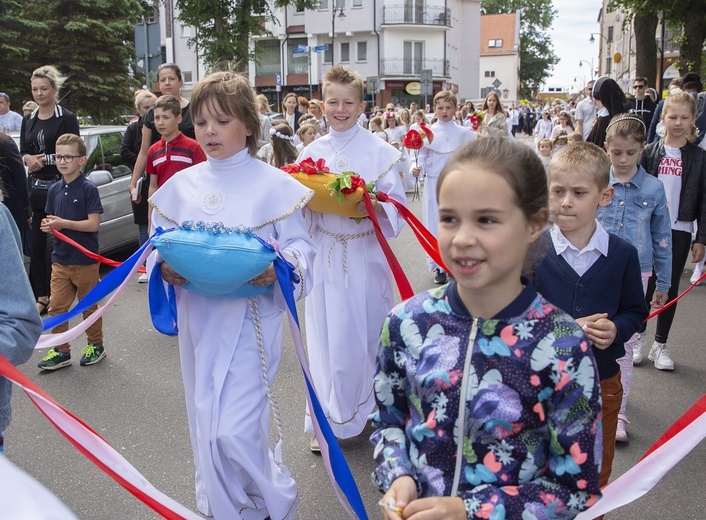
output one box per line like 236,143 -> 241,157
322,66 -> 364,102
56,133 -> 86,157
433,90 -> 457,107
190,71 -> 261,157
154,95 -> 182,117
549,142 -> 611,190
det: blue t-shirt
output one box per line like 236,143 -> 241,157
45,175 -> 103,265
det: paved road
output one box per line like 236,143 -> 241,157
6,188 -> 706,519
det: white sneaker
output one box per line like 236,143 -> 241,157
690,268 -> 702,285
648,341 -> 675,371
632,332 -> 646,364
138,273 -> 148,283
616,417 -> 629,443
309,434 -> 320,453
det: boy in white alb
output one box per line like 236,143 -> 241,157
297,66 -> 407,449
410,90 -> 475,284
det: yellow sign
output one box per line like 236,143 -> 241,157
614,52 -> 622,64
406,82 -> 422,95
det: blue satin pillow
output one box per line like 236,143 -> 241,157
151,221 -> 276,298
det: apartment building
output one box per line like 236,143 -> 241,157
479,13 -> 520,104
156,0 -> 481,107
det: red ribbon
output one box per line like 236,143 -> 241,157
645,270 -> 706,322
52,229 -> 122,268
362,191 -> 415,300
639,394 -> 706,461
376,191 -> 450,274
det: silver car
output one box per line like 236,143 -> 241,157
13,126 -> 138,254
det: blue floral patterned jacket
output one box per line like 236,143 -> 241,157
370,282 -> 603,519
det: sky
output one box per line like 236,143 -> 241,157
544,0 -> 604,92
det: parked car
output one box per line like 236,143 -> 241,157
12,126 -> 138,255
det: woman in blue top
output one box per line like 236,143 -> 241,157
371,138 -> 602,519
597,113 -> 672,443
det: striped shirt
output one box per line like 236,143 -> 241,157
146,132 -> 206,187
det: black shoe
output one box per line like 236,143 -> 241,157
433,269 -> 448,285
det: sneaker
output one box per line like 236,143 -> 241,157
648,341 -> 674,371
616,417 -> 629,443
80,343 -> 106,366
138,273 -> 148,283
433,269 -> 448,285
690,268 -> 702,286
0,433 -> 4,455
38,349 -> 72,371
309,434 -> 321,453
632,332 -> 647,365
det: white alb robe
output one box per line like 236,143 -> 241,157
298,125 -> 406,438
149,148 -> 315,520
412,119 -> 475,271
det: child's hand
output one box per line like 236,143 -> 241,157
249,264 -> 276,286
411,167 -> 420,178
357,194 -> 382,217
160,262 -> 188,286
651,291 -> 669,308
692,242 -> 705,263
578,313 -> 616,350
399,496 -> 466,520
380,476 -> 417,519
40,215 -> 63,233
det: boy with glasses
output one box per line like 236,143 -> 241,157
628,77 -> 656,128
38,133 -> 106,370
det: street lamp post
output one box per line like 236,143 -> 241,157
578,59 -> 596,79
590,32 -> 610,76
331,4 -> 345,65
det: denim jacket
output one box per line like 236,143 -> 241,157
0,204 -> 42,432
597,165 -> 672,293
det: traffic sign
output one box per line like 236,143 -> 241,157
314,44 -> 329,52
292,48 -> 308,54
297,44 -> 308,51
275,73 -> 281,86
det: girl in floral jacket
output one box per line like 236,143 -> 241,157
371,138 -> 602,519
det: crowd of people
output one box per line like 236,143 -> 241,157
2,62 -> 706,520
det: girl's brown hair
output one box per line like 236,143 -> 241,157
269,123 -> 298,168
189,71 -> 261,156
605,113 -> 646,145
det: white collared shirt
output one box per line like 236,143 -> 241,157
550,221 -> 609,276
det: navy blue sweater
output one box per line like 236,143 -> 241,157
535,231 -> 648,380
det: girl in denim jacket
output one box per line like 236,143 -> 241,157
597,114 -> 672,443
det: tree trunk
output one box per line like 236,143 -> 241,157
634,12 -> 659,89
679,0 -> 706,72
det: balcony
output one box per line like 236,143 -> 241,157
382,4 -> 451,28
380,58 -> 450,78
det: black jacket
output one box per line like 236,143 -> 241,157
640,139 -> 706,243
0,134 -> 31,255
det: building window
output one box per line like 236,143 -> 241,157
295,0 -> 305,12
488,39 -> 503,48
183,71 -> 193,83
335,0 -> 345,7
181,25 -> 192,38
352,0 -> 362,7
319,0 -> 329,8
287,38 -> 308,74
403,41 -> 424,74
340,42 -> 350,62
324,46 -> 333,63
484,71 -> 495,78
606,57 -> 612,75
255,39 -> 281,76
357,41 -> 367,61
607,26 -> 614,42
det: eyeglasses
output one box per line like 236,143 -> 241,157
55,155 -> 81,163
633,85 -> 646,89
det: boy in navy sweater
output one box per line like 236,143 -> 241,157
535,142 -> 648,491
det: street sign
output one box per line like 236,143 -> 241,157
314,44 -> 329,52
297,44 -> 308,51
366,76 -> 380,95
292,48 -> 308,55
275,73 -> 281,86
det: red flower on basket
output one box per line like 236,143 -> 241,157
282,157 -> 329,175
469,111 -> 484,131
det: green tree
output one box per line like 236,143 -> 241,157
481,0 -> 559,99
176,0 -> 318,73
0,0 -> 48,107
19,0 -> 150,122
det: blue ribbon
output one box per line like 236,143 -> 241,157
148,260 -> 179,336
272,254 -> 369,520
42,235 -> 156,332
